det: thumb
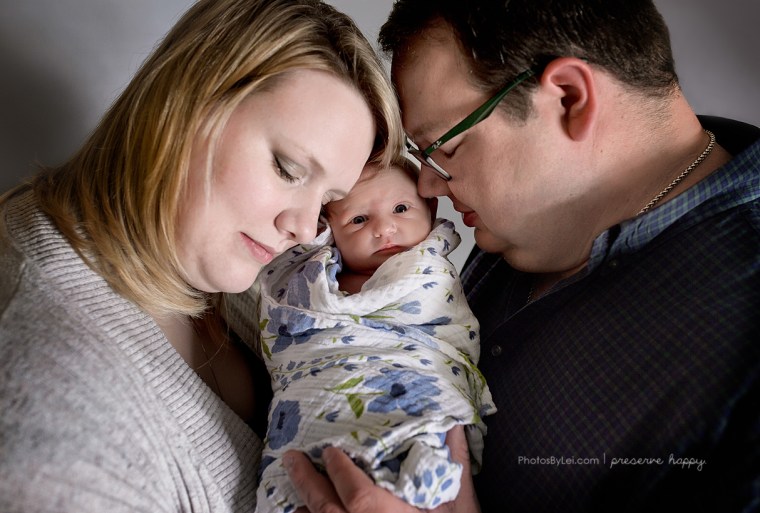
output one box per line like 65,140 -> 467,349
440,425 -> 481,513
446,424 -> 470,473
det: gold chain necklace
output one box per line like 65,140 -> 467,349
526,129 -> 716,305
638,129 -> 715,215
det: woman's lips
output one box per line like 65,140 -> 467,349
241,233 -> 274,264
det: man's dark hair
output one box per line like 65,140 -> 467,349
379,0 -> 678,120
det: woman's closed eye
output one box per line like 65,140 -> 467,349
273,155 -> 299,184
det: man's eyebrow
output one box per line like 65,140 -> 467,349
407,119 -> 447,147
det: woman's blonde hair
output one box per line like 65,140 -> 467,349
25,0 -> 403,318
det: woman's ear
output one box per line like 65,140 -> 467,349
539,57 -> 597,141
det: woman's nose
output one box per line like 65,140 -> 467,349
279,204 -> 319,244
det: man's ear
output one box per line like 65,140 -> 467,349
539,57 -> 597,141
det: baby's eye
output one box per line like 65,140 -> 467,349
393,204 -> 409,214
351,215 -> 368,225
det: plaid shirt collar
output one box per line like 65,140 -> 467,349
587,126 -> 760,274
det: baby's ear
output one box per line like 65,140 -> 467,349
427,196 -> 438,223
317,210 -> 329,235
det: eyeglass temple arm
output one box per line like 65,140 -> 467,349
425,68 -> 536,155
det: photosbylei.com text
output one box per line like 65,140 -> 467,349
517,454 -> 706,471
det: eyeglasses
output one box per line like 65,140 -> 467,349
405,68 -> 537,181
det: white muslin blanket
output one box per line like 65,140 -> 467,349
255,219 -> 496,512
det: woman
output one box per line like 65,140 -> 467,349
0,0 -> 401,511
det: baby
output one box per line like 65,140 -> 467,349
255,158 -> 495,512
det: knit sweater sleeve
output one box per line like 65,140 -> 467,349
1,267 -> 181,512
0,193 -> 261,512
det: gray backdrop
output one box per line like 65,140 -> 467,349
2,0 -> 758,269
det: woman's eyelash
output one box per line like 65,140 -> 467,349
274,156 -> 298,183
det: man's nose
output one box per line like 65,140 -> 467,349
417,165 -> 451,198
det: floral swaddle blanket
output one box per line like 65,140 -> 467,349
255,219 -> 496,512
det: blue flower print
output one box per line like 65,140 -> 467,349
266,306 -> 316,336
267,306 -> 320,353
326,247 -> 342,284
365,368 -> 442,417
285,260 -> 324,308
417,316 -> 451,336
268,400 -> 302,450
308,446 -> 324,460
380,457 -> 401,474
258,455 -> 276,481
399,301 -> 421,314
271,326 -> 321,354
360,317 -> 407,337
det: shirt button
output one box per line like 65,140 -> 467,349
491,345 -> 503,357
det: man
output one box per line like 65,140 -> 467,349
379,0 -> 760,511
284,1 -> 759,512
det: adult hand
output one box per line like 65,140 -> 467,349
284,424 -> 480,513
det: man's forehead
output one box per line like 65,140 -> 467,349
391,26 -> 477,141
397,18 -> 455,61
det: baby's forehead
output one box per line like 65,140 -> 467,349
325,161 -> 420,217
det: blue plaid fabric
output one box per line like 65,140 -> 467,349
462,117 -> 760,513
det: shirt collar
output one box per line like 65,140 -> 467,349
587,122 -> 760,273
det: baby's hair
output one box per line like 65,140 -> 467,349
392,155 -> 421,184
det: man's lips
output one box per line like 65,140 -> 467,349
241,233 -> 275,264
451,198 -> 478,228
461,210 -> 478,227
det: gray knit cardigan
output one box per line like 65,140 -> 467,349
0,189 -> 263,512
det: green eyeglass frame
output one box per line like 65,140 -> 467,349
405,68 -> 536,181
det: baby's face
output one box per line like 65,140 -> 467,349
326,165 -> 432,275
